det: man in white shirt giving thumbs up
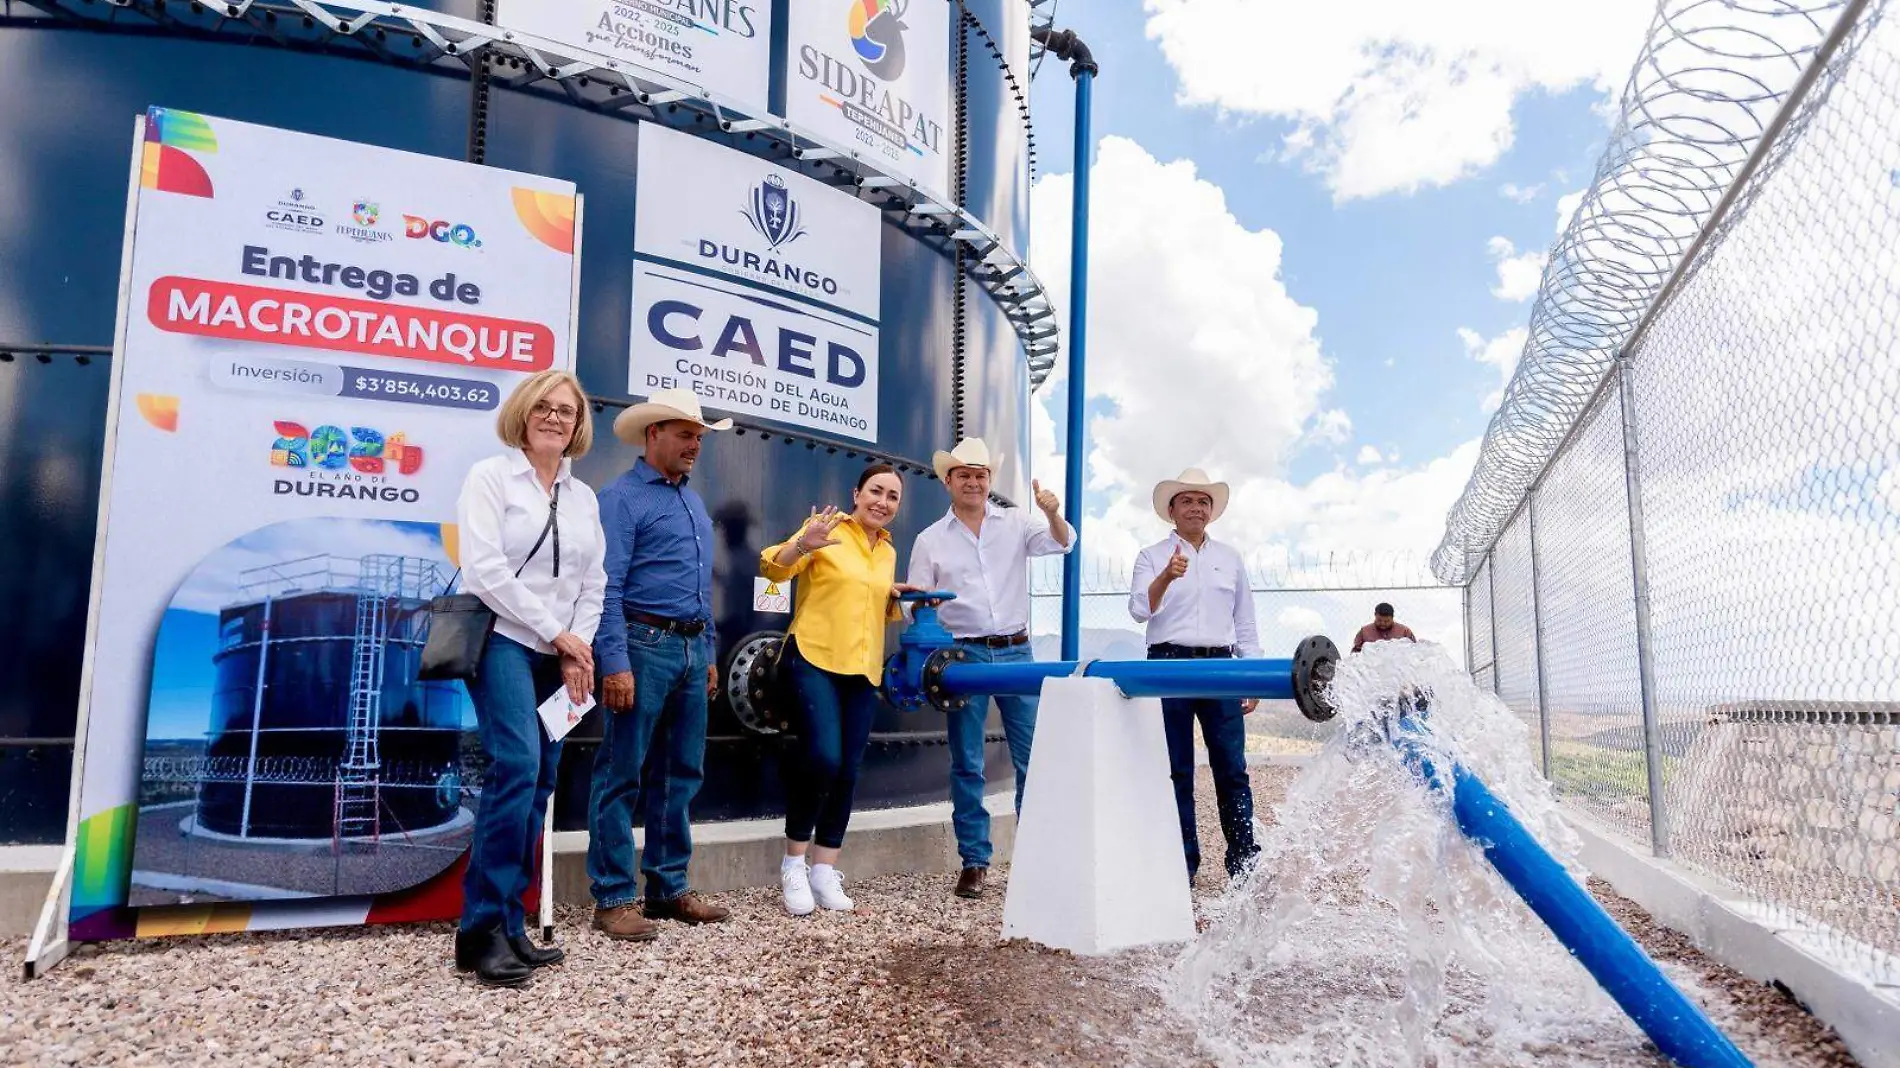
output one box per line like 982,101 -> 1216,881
908,438 -> 1075,900
1128,467 -> 1262,884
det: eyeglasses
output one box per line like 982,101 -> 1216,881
532,401 -> 580,424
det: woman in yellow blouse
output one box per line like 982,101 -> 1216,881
760,463 -> 919,916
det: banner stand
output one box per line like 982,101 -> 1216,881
27,119 -> 584,977
26,116 -> 149,982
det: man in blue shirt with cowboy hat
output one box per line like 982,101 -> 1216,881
589,388 -> 734,941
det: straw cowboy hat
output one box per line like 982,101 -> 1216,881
932,437 -> 999,482
613,387 -> 734,443
1152,467 -> 1230,523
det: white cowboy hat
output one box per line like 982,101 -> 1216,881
1152,467 -> 1229,523
932,437 -> 1001,483
612,387 -> 734,444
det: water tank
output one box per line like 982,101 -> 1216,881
197,583 -> 464,840
0,0 -> 1047,839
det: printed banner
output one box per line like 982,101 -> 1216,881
630,123 -> 881,442
496,0 -> 772,113
68,108 -> 577,941
786,0 -> 951,198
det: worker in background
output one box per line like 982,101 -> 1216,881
906,438 -> 1074,900
1129,467 -> 1261,885
588,389 -> 735,943
1352,602 -> 1417,653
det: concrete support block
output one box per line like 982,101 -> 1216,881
1001,676 -> 1194,955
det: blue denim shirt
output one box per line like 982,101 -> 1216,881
594,458 -> 716,676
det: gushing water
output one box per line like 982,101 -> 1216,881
1165,640 -> 1680,1067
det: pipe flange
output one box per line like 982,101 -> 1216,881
922,646 -> 969,713
724,631 -> 788,735
1293,635 -> 1340,722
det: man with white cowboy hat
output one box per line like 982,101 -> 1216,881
906,437 -> 1073,899
1128,466 -> 1262,884
588,388 -> 735,940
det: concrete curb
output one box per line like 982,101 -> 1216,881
0,796 -> 1016,938
1566,808 -> 1900,1068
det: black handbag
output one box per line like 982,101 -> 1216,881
418,482 -> 560,683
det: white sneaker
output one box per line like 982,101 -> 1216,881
781,859 -> 814,916
810,864 -> 854,911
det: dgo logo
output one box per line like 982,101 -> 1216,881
402,215 -> 483,249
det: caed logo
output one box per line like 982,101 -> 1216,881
848,0 -> 907,80
741,175 -> 807,253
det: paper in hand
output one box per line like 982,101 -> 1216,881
537,687 -> 595,743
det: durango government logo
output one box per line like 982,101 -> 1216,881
742,176 -> 807,253
848,0 -> 908,80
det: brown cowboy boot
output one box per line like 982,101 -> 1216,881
592,904 -> 660,942
954,866 -> 987,899
644,890 -> 732,924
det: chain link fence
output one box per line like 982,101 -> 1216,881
1455,0 -> 1899,993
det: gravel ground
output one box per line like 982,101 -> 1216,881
1,766 -> 1864,1067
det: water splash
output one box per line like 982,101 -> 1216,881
1165,640 -> 1667,1067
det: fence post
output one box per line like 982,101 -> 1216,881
1528,488 -> 1552,780
1616,358 -> 1670,857
1485,549 -> 1498,693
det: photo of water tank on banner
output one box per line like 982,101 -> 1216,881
57,107 -> 578,945
786,0 -> 951,201
493,0 -> 772,114
629,122 -> 882,442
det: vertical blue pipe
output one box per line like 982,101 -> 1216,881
1059,69 -> 1093,662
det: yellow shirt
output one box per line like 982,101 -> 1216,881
761,515 -> 901,683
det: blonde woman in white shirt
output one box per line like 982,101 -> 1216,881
1128,468 -> 1261,886
453,370 -> 606,987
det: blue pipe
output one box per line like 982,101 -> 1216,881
1059,66 -> 1094,663
1391,719 -> 1753,1068
939,657 -> 1297,700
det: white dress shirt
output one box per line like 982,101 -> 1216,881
906,503 -> 1074,638
457,451 -> 607,655
1128,532 -> 1260,657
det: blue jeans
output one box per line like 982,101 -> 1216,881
947,641 -> 1038,868
783,643 -> 878,849
461,636 -> 564,936
1151,648 -> 1258,879
586,622 -> 709,906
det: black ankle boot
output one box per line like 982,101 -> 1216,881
468,926 -> 532,987
453,927 -> 485,972
508,932 -> 565,968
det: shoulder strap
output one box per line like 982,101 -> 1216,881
516,480 -> 560,578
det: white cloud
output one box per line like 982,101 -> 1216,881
1459,326 -> 1529,411
1487,236 -> 1546,301
1029,137 -> 1333,506
1143,0 -> 1654,200
1311,409 -> 1353,445
1357,445 -> 1384,465
1499,182 -> 1544,204
1027,138 -> 1483,595
1555,188 -> 1587,234
1275,604 -> 1328,634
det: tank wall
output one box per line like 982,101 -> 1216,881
0,5 -> 1040,837
199,592 -> 462,837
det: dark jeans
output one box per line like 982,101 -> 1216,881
586,622 -> 710,906
947,640 -> 1038,868
783,643 -> 878,849
1150,646 -> 1259,879
461,636 -> 564,936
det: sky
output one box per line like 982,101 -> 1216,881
1020,0 -> 1657,592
